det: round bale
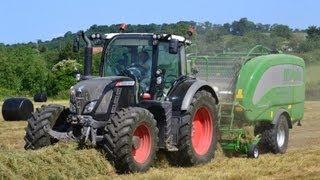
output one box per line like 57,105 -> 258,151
33,93 -> 47,102
2,98 -> 34,121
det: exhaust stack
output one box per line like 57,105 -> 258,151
79,31 -> 92,77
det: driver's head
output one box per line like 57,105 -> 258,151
138,51 -> 149,63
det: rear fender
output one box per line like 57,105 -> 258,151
272,109 -> 292,128
168,79 -> 219,111
181,80 -> 219,110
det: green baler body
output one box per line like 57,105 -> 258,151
235,54 -> 305,124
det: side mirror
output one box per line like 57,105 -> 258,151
73,37 -> 80,52
169,39 -> 179,54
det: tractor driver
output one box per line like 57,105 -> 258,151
137,51 -> 151,91
138,51 -> 151,77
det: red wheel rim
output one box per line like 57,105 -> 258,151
132,123 -> 152,164
191,107 -> 213,156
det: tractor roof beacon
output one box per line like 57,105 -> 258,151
24,25 -> 305,173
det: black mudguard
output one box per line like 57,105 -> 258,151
167,78 -> 219,112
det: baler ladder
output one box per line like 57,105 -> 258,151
219,102 -> 236,129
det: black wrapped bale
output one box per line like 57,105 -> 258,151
33,93 -> 47,102
2,98 -> 34,121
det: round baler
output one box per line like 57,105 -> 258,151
189,45 -> 305,156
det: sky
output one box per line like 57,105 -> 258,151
0,0 -> 318,44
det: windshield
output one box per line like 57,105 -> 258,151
104,37 -> 153,91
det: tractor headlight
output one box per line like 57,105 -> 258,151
69,87 -> 77,113
70,86 -> 75,95
83,101 -> 97,114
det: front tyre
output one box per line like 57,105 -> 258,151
102,107 -> 158,173
167,90 -> 218,166
24,104 -> 69,150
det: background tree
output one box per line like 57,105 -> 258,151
0,46 -> 48,95
231,18 -> 256,36
50,60 -> 82,97
270,24 -> 292,39
306,26 -> 320,40
58,42 -> 78,60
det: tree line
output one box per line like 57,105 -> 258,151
1,18 -> 320,99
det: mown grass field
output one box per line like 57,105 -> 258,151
0,101 -> 320,179
306,64 -> 320,83
305,64 -> 320,100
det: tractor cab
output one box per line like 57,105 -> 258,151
69,31 -> 194,119
99,33 -> 190,101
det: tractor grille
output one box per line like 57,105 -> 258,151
70,90 -> 90,114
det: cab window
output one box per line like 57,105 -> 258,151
157,42 -> 180,92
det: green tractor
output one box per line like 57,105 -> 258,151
24,26 -> 305,173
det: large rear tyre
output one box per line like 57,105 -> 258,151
167,90 -> 218,166
259,114 -> 289,154
101,107 -> 158,173
24,104 -> 69,150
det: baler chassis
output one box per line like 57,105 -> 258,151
219,127 -> 261,156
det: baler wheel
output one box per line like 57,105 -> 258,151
247,144 -> 259,158
259,114 -> 289,154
